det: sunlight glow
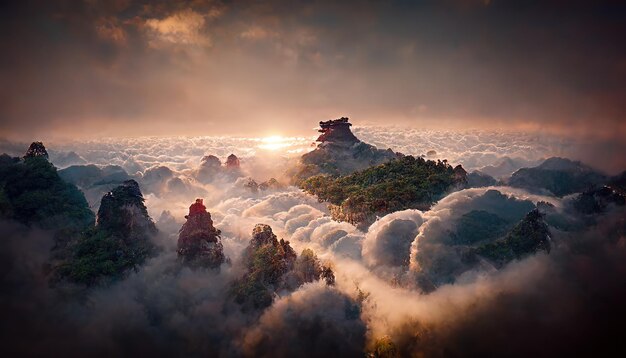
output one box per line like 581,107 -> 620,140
258,135 -> 291,150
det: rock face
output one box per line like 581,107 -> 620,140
177,199 -> 225,269
316,117 -> 359,144
293,117 -> 398,183
97,180 -> 157,236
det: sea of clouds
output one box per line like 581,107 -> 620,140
1,127 -> 625,356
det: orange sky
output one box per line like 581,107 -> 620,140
0,0 -> 624,144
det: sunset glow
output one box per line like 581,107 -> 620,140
1,1 -> 625,356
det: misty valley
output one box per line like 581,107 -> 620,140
1,118 -> 625,356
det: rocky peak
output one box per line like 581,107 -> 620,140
59,179 -> 157,285
538,157 -> 592,172
24,141 -> 49,159
249,224 -> 297,267
293,117 -> 398,183
97,179 -> 156,236
177,198 -> 226,268
225,154 -> 241,169
316,117 -> 359,144
453,164 -> 468,183
201,155 -> 221,167
251,223 -> 279,247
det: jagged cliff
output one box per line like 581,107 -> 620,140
177,199 -> 226,269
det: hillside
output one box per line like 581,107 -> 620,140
301,155 -> 467,228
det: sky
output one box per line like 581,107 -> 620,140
0,0 -> 625,141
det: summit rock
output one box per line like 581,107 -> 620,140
292,117 -> 399,183
177,198 -> 226,269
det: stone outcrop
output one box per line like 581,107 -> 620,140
201,155 -> 221,167
196,155 -> 222,183
225,154 -> 241,169
293,117 -> 399,183
316,117 -> 359,144
177,199 -> 226,269
24,141 -> 49,159
59,179 -> 157,285
97,179 -> 157,236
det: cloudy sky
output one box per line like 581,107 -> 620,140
0,0 -> 625,141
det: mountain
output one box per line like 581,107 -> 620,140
479,156 -> 543,179
291,117 -> 399,184
58,164 -> 131,210
177,199 -> 226,269
58,180 -> 158,285
0,142 -> 94,234
508,157 -> 607,196
230,224 -> 333,311
193,153 -> 244,183
301,155 -> 467,229
414,204 -> 550,289
572,186 -> 625,214
59,164 -> 130,188
49,150 -> 87,168
607,171 -> 626,195
467,170 -> 497,188
474,209 -> 551,268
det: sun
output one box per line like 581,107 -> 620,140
258,135 -> 290,150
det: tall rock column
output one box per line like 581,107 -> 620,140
177,199 -> 226,269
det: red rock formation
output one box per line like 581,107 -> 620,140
177,198 -> 226,268
225,154 -> 241,169
188,198 -> 206,217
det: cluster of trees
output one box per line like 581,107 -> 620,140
300,156 -> 466,228
0,148 -> 94,234
230,224 -> 334,311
